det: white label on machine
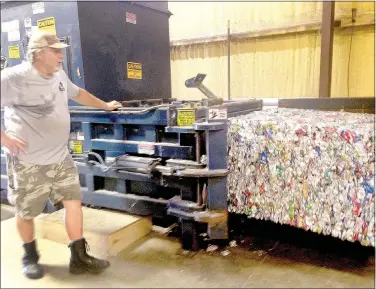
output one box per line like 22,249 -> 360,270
126,12 -> 137,24
138,143 -> 154,155
1,20 -> 19,33
8,30 -> 20,42
77,132 -> 85,141
218,108 -> 228,119
24,17 -> 32,28
208,108 -> 228,120
1,22 -> 10,32
32,2 -> 45,14
7,19 -> 20,42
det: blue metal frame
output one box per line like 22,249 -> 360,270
67,101 -> 264,249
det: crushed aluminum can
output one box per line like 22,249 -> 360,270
206,245 -> 218,252
220,250 -> 230,256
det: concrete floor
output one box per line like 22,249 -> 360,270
1,204 -> 375,288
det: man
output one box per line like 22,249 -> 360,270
1,31 -> 122,279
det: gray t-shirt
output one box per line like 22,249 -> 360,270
1,62 -> 79,165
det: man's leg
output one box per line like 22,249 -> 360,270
7,156 -> 52,280
62,199 -> 83,241
16,216 -> 34,243
52,155 -> 110,274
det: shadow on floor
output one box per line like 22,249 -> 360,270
228,213 -> 375,275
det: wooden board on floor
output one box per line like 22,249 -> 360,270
35,207 -> 152,257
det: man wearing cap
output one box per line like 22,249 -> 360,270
1,31 -> 122,279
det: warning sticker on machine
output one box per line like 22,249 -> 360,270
8,45 -> 20,58
127,62 -> 142,79
177,109 -> 195,126
138,143 -> 155,155
126,12 -> 137,24
69,141 -> 83,154
208,108 -> 228,120
37,17 -> 56,35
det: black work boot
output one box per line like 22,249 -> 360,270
22,240 -> 44,279
68,238 -> 110,274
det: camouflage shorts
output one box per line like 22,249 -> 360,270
6,154 -> 82,219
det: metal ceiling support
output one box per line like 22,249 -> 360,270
319,1 -> 335,98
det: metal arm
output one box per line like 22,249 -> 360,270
185,74 -> 218,99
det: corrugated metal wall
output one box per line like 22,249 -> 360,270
169,2 -> 375,99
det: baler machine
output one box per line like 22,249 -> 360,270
67,74 -> 262,250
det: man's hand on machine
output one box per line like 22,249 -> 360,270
104,101 -> 122,111
1,131 -> 27,156
71,89 -> 122,111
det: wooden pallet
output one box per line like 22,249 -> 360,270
35,207 -> 152,256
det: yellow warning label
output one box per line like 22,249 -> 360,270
127,62 -> 142,79
70,141 -> 83,154
177,109 -> 195,126
37,17 -> 56,35
8,45 -> 20,59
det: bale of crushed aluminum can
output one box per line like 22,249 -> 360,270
227,108 -> 375,247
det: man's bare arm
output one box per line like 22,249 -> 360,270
71,89 -> 122,111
